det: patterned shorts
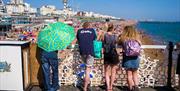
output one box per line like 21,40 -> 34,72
81,55 -> 94,67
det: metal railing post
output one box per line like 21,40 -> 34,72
167,41 -> 173,87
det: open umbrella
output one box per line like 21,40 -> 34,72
37,22 -> 75,52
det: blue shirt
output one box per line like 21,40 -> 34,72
77,28 -> 97,56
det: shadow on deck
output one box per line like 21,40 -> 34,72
30,85 -> 179,91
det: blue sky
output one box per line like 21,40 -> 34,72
4,0 -> 180,21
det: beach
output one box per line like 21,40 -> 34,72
140,31 -> 165,61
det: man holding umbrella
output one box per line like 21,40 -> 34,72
40,48 -> 60,91
77,22 -> 97,91
37,22 -> 75,91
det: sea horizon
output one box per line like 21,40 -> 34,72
137,20 -> 180,23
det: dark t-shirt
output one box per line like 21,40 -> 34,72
77,28 -> 97,56
103,33 -> 118,53
103,33 -> 119,64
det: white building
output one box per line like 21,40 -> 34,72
40,5 -> 76,16
10,0 -> 23,4
6,4 -> 24,14
85,12 -> 93,17
53,10 -> 64,15
24,3 -> 37,13
40,5 -> 56,15
83,11 -> 118,19
63,9 -> 76,16
6,0 -> 37,15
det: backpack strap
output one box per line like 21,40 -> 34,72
104,33 -> 117,49
104,33 -> 108,44
112,34 -> 117,49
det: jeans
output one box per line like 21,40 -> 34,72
41,50 -> 59,91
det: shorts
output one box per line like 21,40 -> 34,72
81,55 -> 94,67
122,55 -> 140,69
104,53 -> 119,65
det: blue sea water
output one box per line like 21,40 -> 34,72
136,22 -> 180,44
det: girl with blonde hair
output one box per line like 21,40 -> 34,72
118,26 -> 141,91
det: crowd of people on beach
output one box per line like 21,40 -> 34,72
0,26 -> 39,42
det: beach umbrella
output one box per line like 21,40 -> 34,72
37,22 -> 75,52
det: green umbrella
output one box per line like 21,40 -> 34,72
37,22 -> 75,52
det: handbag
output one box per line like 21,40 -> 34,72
93,40 -> 102,58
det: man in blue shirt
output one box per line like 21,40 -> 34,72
77,22 -> 97,91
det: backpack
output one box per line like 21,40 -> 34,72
104,34 -> 116,55
124,40 -> 141,56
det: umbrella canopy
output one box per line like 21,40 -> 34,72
37,22 -> 75,52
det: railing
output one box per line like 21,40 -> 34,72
57,42 -> 179,88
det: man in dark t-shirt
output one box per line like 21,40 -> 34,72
77,28 -> 96,56
77,22 -> 96,91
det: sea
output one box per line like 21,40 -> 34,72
136,22 -> 180,44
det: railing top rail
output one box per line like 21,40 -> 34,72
141,45 -> 167,49
141,45 -> 177,49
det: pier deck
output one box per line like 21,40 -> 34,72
30,85 -> 178,91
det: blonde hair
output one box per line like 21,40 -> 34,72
119,26 -> 140,43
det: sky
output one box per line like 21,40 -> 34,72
4,0 -> 180,21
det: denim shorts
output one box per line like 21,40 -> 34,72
122,55 -> 140,69
81,55 -> 94,67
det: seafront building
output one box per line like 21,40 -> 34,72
0,0 -> 119,34
0,0 -> 120,36
1,0 -> 119,19
1,0 -> 36,18
0,0 -> 5,13
5,0 -> 37,15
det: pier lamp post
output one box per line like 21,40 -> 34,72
176,43 -> 180,90
63,0 -> 68,10
167,42 -> 174,88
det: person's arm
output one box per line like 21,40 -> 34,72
76,29 -> 80,41
58,50 -> 65,59
93,28 -> 97,40
116,45 -> 123,56
98,30 -> 105,41
115,35 -> 123,55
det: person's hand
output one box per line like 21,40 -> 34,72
116,48 -> 123,55
102,48 -> 104,54
58,50 -> 66,59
